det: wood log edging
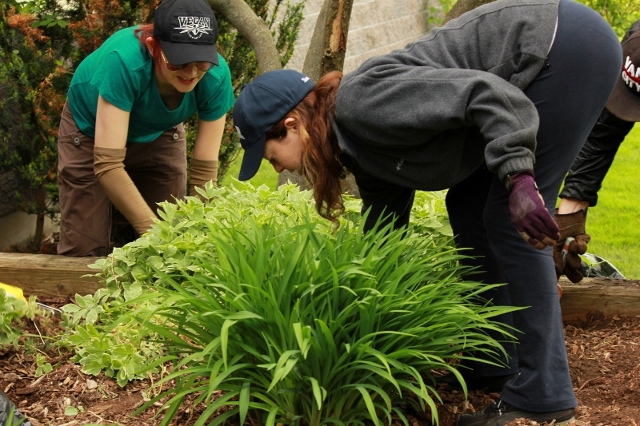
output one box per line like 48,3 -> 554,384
0,252 -> 102,300
1,253 -> 639,324
559,277 -> 640,325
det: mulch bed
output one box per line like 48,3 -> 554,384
1,307 -> 639,425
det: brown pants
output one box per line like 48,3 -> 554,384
57,102 -> 187,256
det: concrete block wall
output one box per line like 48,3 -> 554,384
286,0 -> 438,74
0,211 -> 56,250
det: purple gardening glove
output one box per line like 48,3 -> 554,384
507,171 -> 559,249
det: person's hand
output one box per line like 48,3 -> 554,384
552,209 -> 590,283
507,171 -> 559,249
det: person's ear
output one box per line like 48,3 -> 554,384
284,117 -> 298,132
144,37 -> 156,54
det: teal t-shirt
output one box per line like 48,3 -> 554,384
67,26 -> 235,143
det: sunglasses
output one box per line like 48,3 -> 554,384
160,50 -> 211,72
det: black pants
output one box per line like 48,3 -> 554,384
445,0 -> 621,412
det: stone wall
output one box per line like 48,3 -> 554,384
286,0 -> 437,74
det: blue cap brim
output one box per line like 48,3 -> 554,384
238,134 -> 266,181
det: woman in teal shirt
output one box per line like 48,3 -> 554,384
57,0 -> 234,256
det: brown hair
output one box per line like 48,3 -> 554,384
134,24 -> 163,69
267,71 -> 347,224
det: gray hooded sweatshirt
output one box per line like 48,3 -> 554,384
335,0 -> 559,201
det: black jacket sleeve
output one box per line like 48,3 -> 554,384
559,108 -> 634,206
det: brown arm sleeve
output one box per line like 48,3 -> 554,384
188,158 -> 219,196
94,146 -> 157,236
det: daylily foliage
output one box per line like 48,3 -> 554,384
61,182 -> 519,425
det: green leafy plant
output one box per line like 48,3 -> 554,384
139,222 -> 516,425
59,183 -> 337,386
58,182 -> 517,425
0,288 -> 38,347
64,404 -> 84,416
60,293 -> 106,326
34,352 -> 53,377
576,0 -> 640,37
407,191 -> 454,242
59,287 -> 163,386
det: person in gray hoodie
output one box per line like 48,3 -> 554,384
232,0 -> 621,424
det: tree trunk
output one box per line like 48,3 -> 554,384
30,186 -> 46,253
210,0 -> 282,73
277,0 -> 359,196
302,0 -> 354,81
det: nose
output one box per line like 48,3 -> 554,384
182,63 -> 199,77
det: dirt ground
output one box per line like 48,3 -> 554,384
1,284 -> 639,426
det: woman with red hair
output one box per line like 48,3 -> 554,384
232,0 -> 621,424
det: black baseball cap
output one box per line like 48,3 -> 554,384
606,29 -> 640,122
153,0 -> 219,66
233,70 -> 315,181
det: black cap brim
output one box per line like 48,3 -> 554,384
606,78 -> 640,121
159,39 -> 219,66
238,135 -> 266,181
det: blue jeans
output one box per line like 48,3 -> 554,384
445,0 -> 621,413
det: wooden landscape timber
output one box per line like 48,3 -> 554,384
0,253 -> 639,324
558,276 -> 640,324
0,252 -> 102,299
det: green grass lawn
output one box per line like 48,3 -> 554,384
223,124 -> 639,279
222,158 -> 279,190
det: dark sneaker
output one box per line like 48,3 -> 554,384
436,373 -> 518,392
456,399 -> 575,426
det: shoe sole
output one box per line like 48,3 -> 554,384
456,411 -> 575,426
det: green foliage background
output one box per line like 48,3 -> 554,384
577,0 -> 640,37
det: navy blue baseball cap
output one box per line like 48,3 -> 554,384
233,70 -> 315,181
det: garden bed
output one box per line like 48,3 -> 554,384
1,286 -> 639,426
2,196 -> 639,425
